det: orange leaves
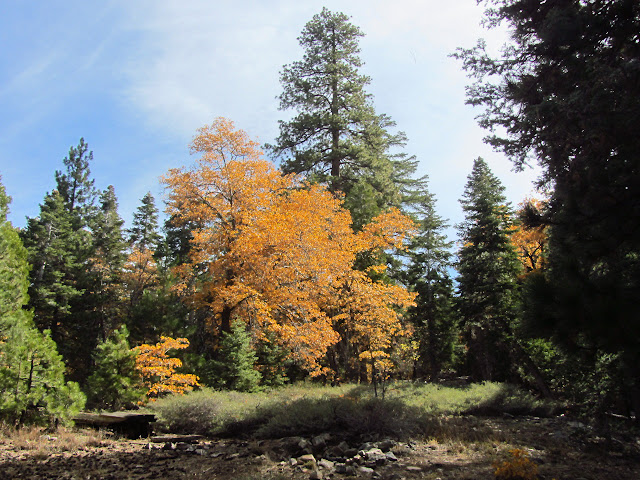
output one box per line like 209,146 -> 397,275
357,207 -> 416,252
189,117 -> 263,162
134,336 -> 199,399
162,117 -> 416,375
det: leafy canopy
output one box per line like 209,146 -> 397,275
162,118 -> 415,376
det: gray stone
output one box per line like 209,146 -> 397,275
299,439 -> 312,450
344,448 -> 359,458
358,466 -> 375,475
385,451 -> 398,462
313,433 -> 332,446
378,439 -> 396,451
318,459 -> 335,470
309,470 -> 323,480
406,466 -> 422,472
299,453 -> 317,466
362,448 -> 387,465
335,463 -> 348,474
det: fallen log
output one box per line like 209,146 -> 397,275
73,412 -> 156,438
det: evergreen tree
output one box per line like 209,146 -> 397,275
86,326 -> 143,410
0,181 -> 29,323
400,179 -> 457,381
0,180 -> 85,426
21,191 -> 89,346
158,215 -> 194,268
54,137 -> 97,229
456,0 -> 640,416
128,192 -> 162,252
456,158 -> 521,381
267,7 -> 415,227
255,330 -> 290,387
21,139 -> 100,382
89,185 -> 128,340
207,321 -> 260,392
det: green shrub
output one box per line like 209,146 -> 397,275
253,395 -> 428,439
86,326 -> 144,410
150,388 -> 221,435
199,321 -> 261,392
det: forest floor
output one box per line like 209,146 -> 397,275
1,413 -> 639,480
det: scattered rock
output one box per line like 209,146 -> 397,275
361,448 -> 387,466
313,433 -> 331,447
309,470 -> 323,480
344,447 -> 359,458
319,458 -> 335,470
385,451 -> 398,462
406,466 -> 422,472
378,439 -> 396,451
358,466 -> 375,475
298,453 -> 317,467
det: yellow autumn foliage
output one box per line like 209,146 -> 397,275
162,118 -> 416,375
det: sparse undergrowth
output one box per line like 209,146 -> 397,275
149,381 -> 562,440
0,424 -> 113,457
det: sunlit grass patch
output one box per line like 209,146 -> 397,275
150,381 -> 560,439
386,381 -> 560,417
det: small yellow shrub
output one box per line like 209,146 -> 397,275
493,448 -> 538,480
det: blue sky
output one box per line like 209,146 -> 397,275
0,0 -> 541,239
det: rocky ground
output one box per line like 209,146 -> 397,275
1,415 -> 639,479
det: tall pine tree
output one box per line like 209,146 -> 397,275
456,158 -> 521,381
267,8 -> 415,228
128,192 -> 162,252
89,185 -> 128,341
400,178 -> 456,381
22,139 -> 100,382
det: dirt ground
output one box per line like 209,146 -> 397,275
1,415 -> 639,479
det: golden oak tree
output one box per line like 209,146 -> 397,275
162,118 -> 415,375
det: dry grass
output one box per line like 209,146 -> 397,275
0,424 -> 113,457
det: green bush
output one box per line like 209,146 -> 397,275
253,395 -> 428,439
86,326 -> 144,410
150,389 -> 221,435
198,321 -> 261,392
